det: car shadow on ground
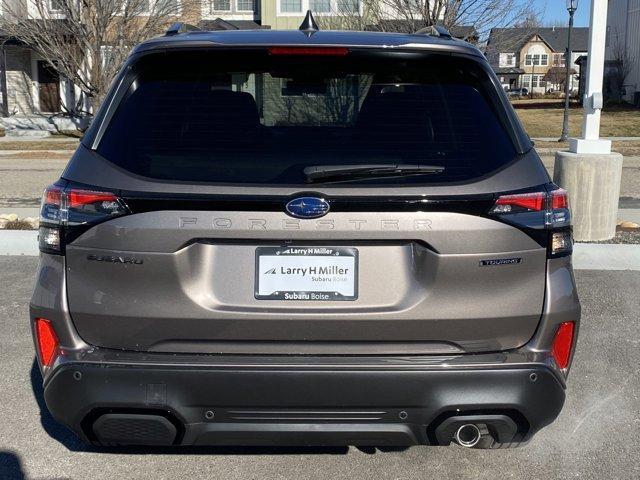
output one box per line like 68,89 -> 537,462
30,359 -> 364,456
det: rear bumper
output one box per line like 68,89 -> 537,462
43,351 -> 565,447
32,254 -> 579,447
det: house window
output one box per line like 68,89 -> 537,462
310,0 -> 331,12
553,53 -> 565,67
212,0 -> 231,11
499,53 -> 516,68
337,0 -> 359,13
156,0 -> 180,12
526,54 -> 546,66
522,75 -> 531,88
237,0 -> 253,10
280,0 -> 302,12
529,75 -> 545,88
50,0 -> 65,11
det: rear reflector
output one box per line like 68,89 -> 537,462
551,321 -> 575,370
35,318 -> 59,367
268,47 -> 349,56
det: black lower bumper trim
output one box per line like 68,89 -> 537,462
44,362 -> 565,447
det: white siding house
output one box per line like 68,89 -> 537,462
606,0 -> 640,104
0,0 -> 76,125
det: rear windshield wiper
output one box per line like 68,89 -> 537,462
304,164 -> 445,184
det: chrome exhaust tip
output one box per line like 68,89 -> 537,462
454,424 -> 482,448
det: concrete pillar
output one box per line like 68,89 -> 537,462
554,0 -> 623,241
554,151 -> 623,241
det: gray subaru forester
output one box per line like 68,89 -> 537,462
30,18 -> 580,449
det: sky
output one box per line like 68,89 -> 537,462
539,0 -> 591,27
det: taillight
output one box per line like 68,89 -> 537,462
491,192 -> 546,213
35,318 -> 59,367
551,321 -> 575,370
39,184 -> 129,254
490,186 -> 572,257
551,189 -> 569,209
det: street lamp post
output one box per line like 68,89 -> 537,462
559,0 -> 578,142
558,0 -> 578,142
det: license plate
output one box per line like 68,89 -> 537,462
255,247 -> 358,301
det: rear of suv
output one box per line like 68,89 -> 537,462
30,24 -> 580,449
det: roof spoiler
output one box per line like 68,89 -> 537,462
165,22 -> 201,36
414,25 -> 452,39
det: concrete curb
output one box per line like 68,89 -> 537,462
0,231 -> 38,256
1,230 -> 639,270
572,243 -> 640,271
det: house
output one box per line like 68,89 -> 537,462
199,0 -> 266,30
486,27 -> 589,94
0,10 -> 77,123
605,0 -> 640,104
0,0 -> 201,128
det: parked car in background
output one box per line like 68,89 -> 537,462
31,18 -> 580,450
506,87 -> 529,97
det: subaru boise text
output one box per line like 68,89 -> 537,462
31,17 -> 580,449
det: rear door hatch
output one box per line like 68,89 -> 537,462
58,46 -> 554,354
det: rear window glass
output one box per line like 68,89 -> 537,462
97,50 -> 517,185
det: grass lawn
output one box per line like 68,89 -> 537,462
515,105 -> 640,138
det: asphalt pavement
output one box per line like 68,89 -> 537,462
0,257 -> 639,480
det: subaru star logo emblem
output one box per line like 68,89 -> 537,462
285,196 -> 330,219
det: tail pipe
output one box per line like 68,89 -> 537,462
432,413 -> 524,448
454,424 -> 482,448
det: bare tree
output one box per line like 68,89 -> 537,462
320,0 -> 541,42
543,66 -> 576,90
0,0 -> 197,118
608,29 -> 633,102
514,11 -> 542,29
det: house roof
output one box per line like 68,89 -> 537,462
494,67 -> 525,75
198,19 -> 270,31
487,27 -> 589,54
449,25 -> 479,41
